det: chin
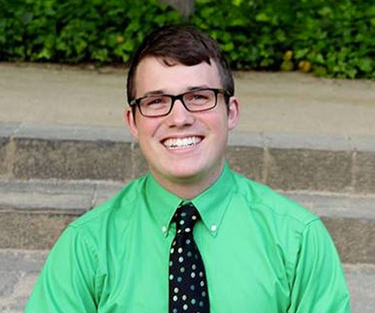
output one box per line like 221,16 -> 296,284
167,161 -> 221,183
166,168 -> 203,181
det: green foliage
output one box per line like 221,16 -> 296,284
0,0 -> 181,63
192,0 -> 375,79
1,0 -> 374,79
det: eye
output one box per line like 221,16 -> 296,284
185,90 -> 212,104
142,96 -> 169,107
193,94 -> 208,100
192,93 -> 209,100
147,98 -> 162,105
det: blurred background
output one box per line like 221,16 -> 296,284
1,0 -> 374,78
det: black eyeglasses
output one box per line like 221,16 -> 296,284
129,88 -> 231,117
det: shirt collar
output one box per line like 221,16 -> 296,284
144,162 -> 235,238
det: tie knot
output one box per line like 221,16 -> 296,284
173,203 -> 200,233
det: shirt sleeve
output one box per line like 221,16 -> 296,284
288,219 -> 351,313
24,226 -> 99,313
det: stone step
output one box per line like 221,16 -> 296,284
0,179 -> 374,264
0,179 -> 124,250
0,249 -> 373,313
284,191 -> 375,265
1,122 -> 375,194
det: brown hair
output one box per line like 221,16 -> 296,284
126,24 -> 234,104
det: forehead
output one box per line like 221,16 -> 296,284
134,57 -> 222,97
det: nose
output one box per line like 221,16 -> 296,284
166,99 -> 195,127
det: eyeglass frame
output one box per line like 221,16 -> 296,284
128,88 -> 232,117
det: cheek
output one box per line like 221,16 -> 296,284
137,120 -> 161,142
212,113 -> 229,133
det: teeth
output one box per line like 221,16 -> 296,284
163,137 -> 201,148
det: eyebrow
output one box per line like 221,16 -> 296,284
142,85 -> 211,97
143,90 -> 165,97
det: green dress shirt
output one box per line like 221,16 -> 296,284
25,164 -> 351,313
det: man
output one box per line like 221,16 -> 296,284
25,25 -> 351,313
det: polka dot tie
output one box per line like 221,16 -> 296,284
169,203 -> 210,313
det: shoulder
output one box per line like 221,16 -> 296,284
67,176 -> 146,235
231,170 -> 319,228
229,170 -> 334,279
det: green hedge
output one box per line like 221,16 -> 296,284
0,0 -> 182,63
1,0 -> 374,78
195,0 -> 375,79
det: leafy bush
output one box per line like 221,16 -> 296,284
1,0 -> 374,78
192,0 -> 375,78
0,0 -> 182,63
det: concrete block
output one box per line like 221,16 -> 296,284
228,131 -> 264,147
267,148 -> 353,192
15,123 -> 131,143
349,135 -> 375,152
322,216 -> 375,264
354,151 -> 375,194
0,137 -> 10,176
285,191 -> 375,220
265,132 -> 351,151
0,180 -> 94,212
0,212 -> 77,250
0,122 -> 19,176
0,249 -> 48,313
227,146 -> 264,182
0,123 -> 21,137
344,264 -> 375,313
0,249 -> 47,272
132,144 -> 149,178
93,181 -> 125,206
286,191 -> 375,264
11,138 -> 132,181
0,179 -> 127,249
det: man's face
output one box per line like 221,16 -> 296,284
126,56 -> 239,195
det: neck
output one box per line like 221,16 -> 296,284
150,164 -> 225,200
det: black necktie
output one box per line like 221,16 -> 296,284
169,203 -> 210,313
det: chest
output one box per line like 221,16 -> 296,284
95,223 -> 292,313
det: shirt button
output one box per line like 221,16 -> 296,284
162,226 -> 167,233
210,224 -> 217,232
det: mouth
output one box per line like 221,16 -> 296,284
162,136 -> 203,149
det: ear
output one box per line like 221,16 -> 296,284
125,107 -> 139,140
227,96 -> 240,130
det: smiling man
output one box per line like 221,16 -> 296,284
25,25 -> 351,313
126,54 -> 238,199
